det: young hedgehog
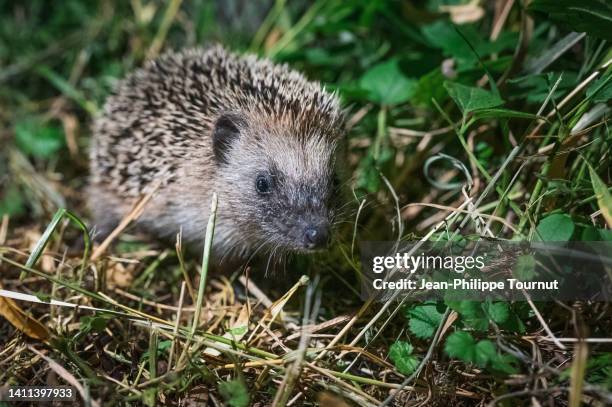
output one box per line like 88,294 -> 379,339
89,45 -> 346,262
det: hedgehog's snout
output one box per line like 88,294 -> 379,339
268,189 -> 333,251
291,187 -> 333,250
303,220 -> 330,250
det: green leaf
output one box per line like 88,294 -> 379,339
513,254 -> 537,280
34,291 -> 51,302
472,108 -> 545,121
389,341 -> 420,375
411,68 -> 448,108
356,154 -> 380,193
141,339 -> 173,362
499,311 -> 527,334
444,82 -> 504,114
536,213 -> 575,241
599,229 -> 612,242
229,326 -> 248,336
157,340 -> 172,353
484,302 -> 510,324
446,333 -> 517,373
422,20 -> 478,63
406,302 -> 444,339
510,71 -> 577,104
445,331 -> 476,363
421,21 -> 516,67
529,0 -> 612,41
586,73 -> 612,103
0,183 -> 25,216
492,353 -> 519,374
589,166 -> 612,228
446,301 -> 489,331
14,119 -> 65,158
475,340 -> 497,366
580,226 -> 601,241
464,317 -> 489,331
219,379 -> 249,407
583,353 -> 612,388
80,316 -> 109,334
359,59 -> 417,105
524,33 -> 586,75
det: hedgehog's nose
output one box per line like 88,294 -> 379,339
304,223 -> 329,249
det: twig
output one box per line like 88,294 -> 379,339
112,287 -> 195,312
28,346 -> 101,407
305,362 -> 382,405
239,275 -> 273,308
91,184 -> 160,261
312,298 -> 373,362
402,202 -> 519,233
535,337 -> 612,343
524,291 -> 566,350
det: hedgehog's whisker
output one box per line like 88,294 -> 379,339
218,231 -> 255,266
264,245 -> 279,277
242,237 -> 272,269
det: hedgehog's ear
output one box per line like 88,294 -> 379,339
212,112 -> 245,165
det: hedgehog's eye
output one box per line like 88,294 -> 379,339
255,174 -> 273,195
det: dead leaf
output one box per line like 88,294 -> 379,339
0,215 -> 8,244
60,113 -> 79,157
317,392 -> 351,407
269,275 -> 310,321
264,28 -> 282,52
439,310 -> 459,339
440,1 -> 485,24
0,283 -> 50,342
106,261 -> 134,288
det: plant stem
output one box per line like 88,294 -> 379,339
190,193 -> 218,337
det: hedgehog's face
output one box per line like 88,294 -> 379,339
212,112 -> 343,253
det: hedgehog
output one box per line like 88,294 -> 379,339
89,45 -> 346,263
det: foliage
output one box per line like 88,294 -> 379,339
359,59 -> 417,105
529,0 -> 612,41
388,340 -> 420,375
405,301 -> 444,339
219,379 -> 249,407
14,119 -> 65,158
444,331 -> 518,374
536,213 -> 576,241
444,82 -> 504,114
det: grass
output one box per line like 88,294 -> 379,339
1,0 -> 611,406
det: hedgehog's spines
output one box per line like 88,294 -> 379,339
90,45 -> 345,253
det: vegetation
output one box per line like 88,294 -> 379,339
1,0 -> 611,405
